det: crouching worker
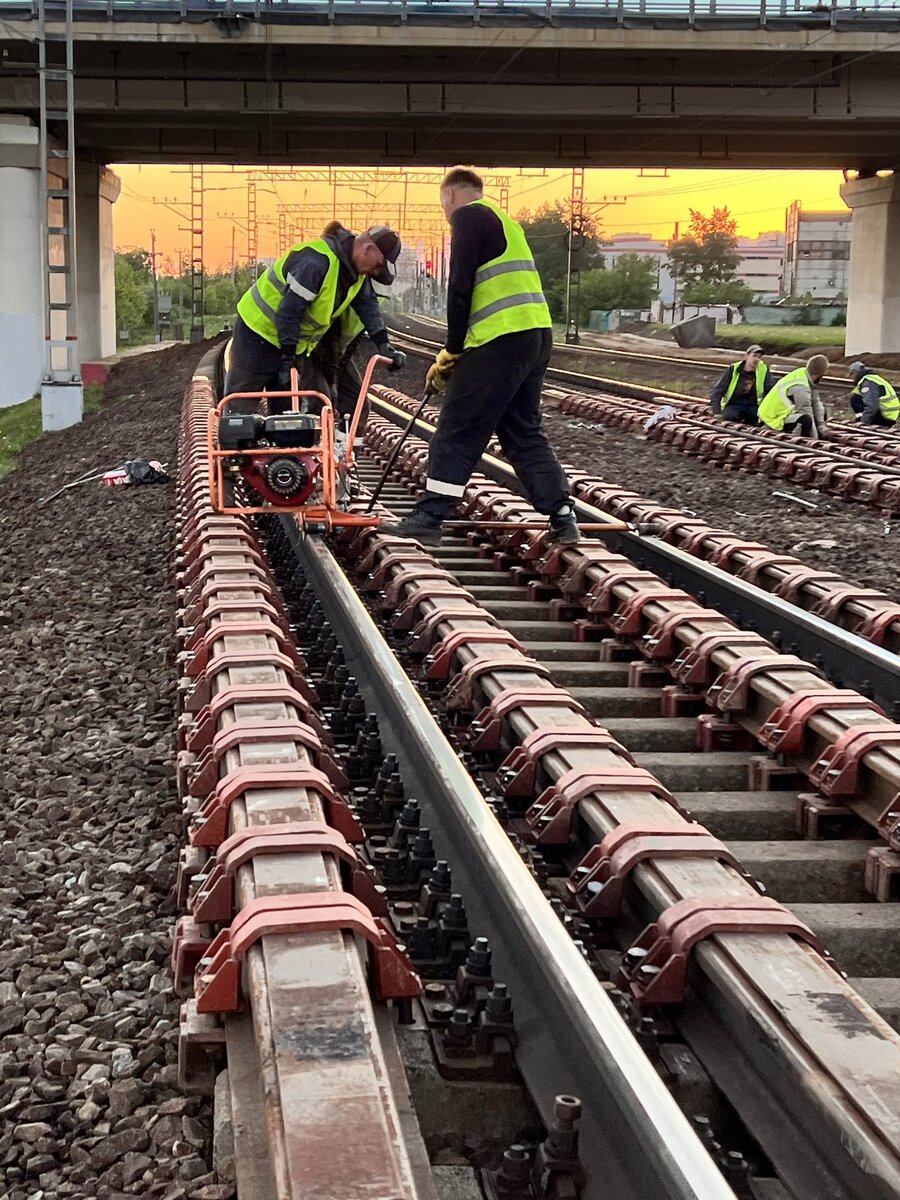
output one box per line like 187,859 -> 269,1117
847,361 -> 899,428
225,224 -> 406,416
709,344 -> 771,424
758,354 -> 829,439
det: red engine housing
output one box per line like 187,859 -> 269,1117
240,453 -> 320,508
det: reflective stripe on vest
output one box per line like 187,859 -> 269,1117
722,360 -> 767,405
464,199 -> 551,350
852,373 -> 900,421
236,238 -> 364,355
758,366 -> 808,431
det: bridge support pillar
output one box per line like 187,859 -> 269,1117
76,162 -> 122,365
840,174 -> 900,355
0,116 -> 42,410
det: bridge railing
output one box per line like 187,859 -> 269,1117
2,0 -> 898,26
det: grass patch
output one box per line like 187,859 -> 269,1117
714,323 -> 845,354
0,383 -> 104,480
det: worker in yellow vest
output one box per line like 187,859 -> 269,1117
758,355 -> 829,439
312,221 -> 395,442
709,345 -> 772,424
380,166 -> 577,546
225,224 -> 406,414
848,361 -> 900,428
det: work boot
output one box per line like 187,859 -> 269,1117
546,502 -> 581,546
378,511 -> 444,546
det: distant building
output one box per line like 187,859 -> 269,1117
782,200 -> 851,300
604,229 -> 785,304
735,231 -> 783,301
602,233 -> 675,302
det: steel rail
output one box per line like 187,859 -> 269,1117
284,522 -> 737,1200
174,353 -> 433,1200
546,385 -> 900,479
395,318 -> 881,393
366,390 -> 900,714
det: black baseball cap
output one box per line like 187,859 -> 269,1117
367,225 -> 402,285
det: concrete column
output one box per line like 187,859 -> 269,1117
840,174 -> 900,355
0,116 -> 42,409
76,162 -> 122,363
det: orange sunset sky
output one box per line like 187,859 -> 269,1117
112,163 -> 847,271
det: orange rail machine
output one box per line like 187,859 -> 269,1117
208,353 -> 390,530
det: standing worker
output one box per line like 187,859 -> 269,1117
847,361 -> 899,428
758,354 -> 829,439
225,224 -> 407,414
709,344 -> 772,424
380,166 -> 579,546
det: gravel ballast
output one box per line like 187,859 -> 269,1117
0,342 -> 231,1200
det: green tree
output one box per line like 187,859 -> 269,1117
687,206 -> 738,242
668,207 -> 746,305
204,276 -> 239,315
517,201 -> 604,293
577,254 -> 659,318
680,278 -> 755,306
114,254 -> 150,334
118,248 -> 153,276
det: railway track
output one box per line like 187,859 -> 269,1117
395,313 -> 883,398
171,350 -> 900,1200
389,329 -> 900,514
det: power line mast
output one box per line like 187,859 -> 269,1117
246,179 -> 258,267
563,169 -> 626,345
189,164 -> 204,343
37,0 -> 81,429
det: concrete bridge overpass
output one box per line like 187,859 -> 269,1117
3,3 -> 900,167
1,1 -> 899,412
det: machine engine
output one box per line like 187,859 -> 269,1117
217,411 -> 321,508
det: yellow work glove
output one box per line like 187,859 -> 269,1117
425,348 -> 462,395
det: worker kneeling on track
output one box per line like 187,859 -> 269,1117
758,354 -> 829,439
709,344 -> 772,424
847,361 -> 899,429
380,167 -> 579,547
225,223 -> 406,429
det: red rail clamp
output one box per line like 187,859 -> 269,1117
671,631 -> 762,686
194,892 -> 421,1013
408,604 -> 496,655
706,654 -> 820,712
526,767 -> 682,846
392,585 -> 477,631
566,824 -> 748,920
186,682 -> 329,754
442,655 -> 551,712
189,763 -> 363,848
189,719 -> 348,799
184,649 -> 319,714
609,590 -> 695,636
423,629 -> 525,681
190,821 -> 386,923
759,690 -> 884,756
495,727 -> 634,799
583,571 -> 660,616
809,723 -> 900,796
618,894 -> 825,1006
468,688 -> 591,753
639,611 -> 724,661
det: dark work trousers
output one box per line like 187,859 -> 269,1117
784,414 -> 814,437
850,394 -> 893,427
416,327 -> 569,522
720,403 -> 759,425
224,315 -> 331,415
